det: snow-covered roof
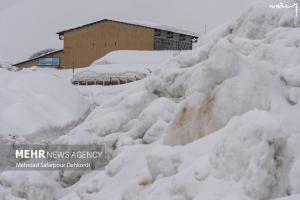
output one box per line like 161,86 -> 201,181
57,19 -> 200,37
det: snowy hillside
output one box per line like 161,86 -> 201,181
1,0 -> 300,199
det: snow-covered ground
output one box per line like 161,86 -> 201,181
1,0 -> 300,199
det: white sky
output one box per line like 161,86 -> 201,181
0,0 -> 254,63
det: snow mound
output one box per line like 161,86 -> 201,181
70,50 -> 179,77
281,66 -> 300,87
143,120 -> 168,144
211,110 -> 290,200
126,97 -> 176,140
0,70 -> 89,136
0,171 -> 60,200
92,50 -> 179,65
232,0 -> 300,40
2,0 -> 300,199
275,194 -> 300,200
146,146 -> 182,180
163,38 -> 275,145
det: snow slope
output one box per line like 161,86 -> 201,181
0,69 -> 89,137
1,0 -> 300,199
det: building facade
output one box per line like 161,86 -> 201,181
14,50 -> 64,68
15,19 -> 199,69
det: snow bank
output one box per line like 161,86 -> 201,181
0,70 -> 89,136
66,0 -> 300,199
143,120 -> 168,144
232,0 -> 300,40
211,110 -> 290,200
163,37 -> 276,145
146,146 -> 182,180
274,194 -> 300,200
0,171 -> 60,200
70,50 -> 178,82
92,50 -> 178,65
126,97 -> 176,140
281,66 -> 300,87
0,62 -> 16,71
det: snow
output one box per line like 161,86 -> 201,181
275,194 -> 300,200
0,69 -> 89,136
1,0 -> 300,199
143,120 -> 168,144
146,146 -> 182,180
88,50 -> 179,74
0,62 -> 16,71
72,51 -> 179,82
281,66 -> 300,87
93,50 -> 178,65
211,110 -> 290,200
58,19 -> 200,37
0,171 -> 60,200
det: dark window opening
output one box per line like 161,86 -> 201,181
179,34 -> 186,41
154,37 -> 192,50
154,30 -> 161,36
167,32 -> 174,38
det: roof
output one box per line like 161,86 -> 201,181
14,49 -> 63,66
57,19 -> 199,38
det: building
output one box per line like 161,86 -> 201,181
15,19 -> 199,69
14,50 -> 64,68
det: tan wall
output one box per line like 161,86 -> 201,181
15,59 -> 38,68
62,21 -> 154,68
15,51 -> 64,69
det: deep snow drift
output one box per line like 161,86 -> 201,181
0,69 -> 90,137
1,0 -> 300,199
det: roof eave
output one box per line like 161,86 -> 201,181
56,19 -> 200,38
14,49 -> 64,66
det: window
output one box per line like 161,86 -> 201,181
38,57 -> 60,67
167,32 -> 174,38
179,34 -> 186,41
154,30 -> 161,36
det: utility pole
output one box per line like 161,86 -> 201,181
204,24 -> 207,34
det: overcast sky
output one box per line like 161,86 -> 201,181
0,0 -> 254,63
